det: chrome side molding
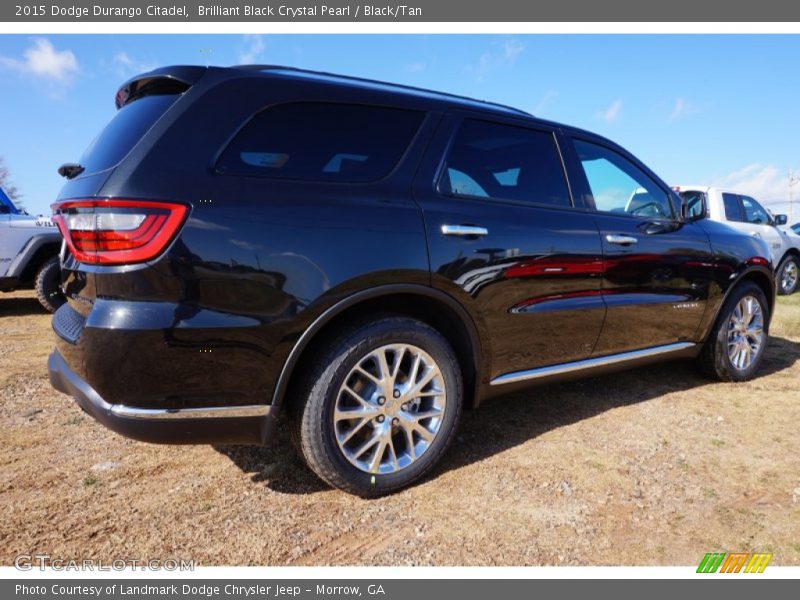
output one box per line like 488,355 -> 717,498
490,342 -> 697,386
110,404 -> 272,420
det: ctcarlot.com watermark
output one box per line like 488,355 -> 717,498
14,554 -> 195,571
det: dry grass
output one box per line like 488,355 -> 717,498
1,289 -> 799,566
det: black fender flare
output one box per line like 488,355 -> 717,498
269,284 -> 486,408
6,232 -> 62,279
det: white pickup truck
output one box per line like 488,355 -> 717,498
675,186 -> 800,295
0,187 -> 65,312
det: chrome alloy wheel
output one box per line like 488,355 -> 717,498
781,260 -> 798,294
333,344 -> 447,475
727,295 -> 765,371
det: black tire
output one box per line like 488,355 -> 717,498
288,316 -> 463,497
698,281 -> 769,382
776,254 -> 799,296
34,256 -> 65,313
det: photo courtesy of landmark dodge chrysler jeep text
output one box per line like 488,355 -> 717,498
49,66 -> 775,496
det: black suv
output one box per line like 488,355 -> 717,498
49,66 -> 775,496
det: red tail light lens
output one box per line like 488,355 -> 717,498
52,199 -> 189,265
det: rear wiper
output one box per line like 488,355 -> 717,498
57,163 -> 85,179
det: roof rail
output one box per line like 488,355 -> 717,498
231,64 -> 532,117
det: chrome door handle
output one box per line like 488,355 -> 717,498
441,224 -> 489,237
606,234 -> 638,245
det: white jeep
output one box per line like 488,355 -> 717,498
0,187 -> 65,312
675,185 -> 800,295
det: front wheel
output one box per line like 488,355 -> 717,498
777,255 -> 799,295
34,256 -> 65,313
289,316 -> 462,497
698,281 -> 769,382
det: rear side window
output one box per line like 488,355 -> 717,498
722,193 -> 744,221
439,120 -> 571,207
79,94 -> 180,175
217,103 -> 424,183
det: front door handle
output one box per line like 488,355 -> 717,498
606,234 -> 638,245
441,224 -> 489,237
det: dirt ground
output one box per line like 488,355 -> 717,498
1,289 -> 799,566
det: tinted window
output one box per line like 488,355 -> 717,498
573,139 -> 673,218
438,120 -> 570,206
678,190 -> 707,219
217,103 -> 423,182
79,94 -> 180,175
722,193 -> 744,221
741,195 -> 770,224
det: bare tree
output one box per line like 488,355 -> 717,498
0,156 -> 24,211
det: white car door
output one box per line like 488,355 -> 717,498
740,195 -> 784,261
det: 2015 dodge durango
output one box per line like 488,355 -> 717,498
49,65 -> 775,496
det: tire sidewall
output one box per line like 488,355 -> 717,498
713,283 -> 770,381
309,320 -> 462,495
35,256 -> 65,313
778,256 -> 799,295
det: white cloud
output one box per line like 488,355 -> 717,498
238,35 -> 265,64
466,38 -> 525,80
406,61 -> 426,73
712,163 -> 795,208
598,99 -> 623,123
0,38 -> 78,85
533,90 -> 559,115
669,97 -> 700,121
113,51 -> 156,76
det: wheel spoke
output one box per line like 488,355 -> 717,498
339,417 -> 371,444
351,432 -> 380,458
408,366 -> 440,397
333,342 -> 447,475
354,365 -> 381,386
375,349 -> 392,383
409,408 -> 444,421
368,436 -> 389,473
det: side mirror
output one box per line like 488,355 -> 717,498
680,193 -> 706,222
774,214 -> 788,226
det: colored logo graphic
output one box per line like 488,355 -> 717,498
697,552 -> 772,573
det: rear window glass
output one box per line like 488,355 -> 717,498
217,103 -> 424,182
79,94 -> 179,175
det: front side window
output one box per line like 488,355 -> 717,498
439,120 -> 571,207
572,139 -> 673,219
217,102 -> 424,182
741,196 -> 770,225
722,193 -> 744,221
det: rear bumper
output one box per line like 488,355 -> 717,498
48,350 -> 278,445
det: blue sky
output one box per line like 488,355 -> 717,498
1,34 -> 799,216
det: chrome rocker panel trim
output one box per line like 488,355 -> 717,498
490,342 -> 697,386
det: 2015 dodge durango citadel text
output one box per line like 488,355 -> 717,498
48,65 -> 776,496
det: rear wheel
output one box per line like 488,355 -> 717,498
289,316 -> 462,497
777,255 -> 799,295
34,256 -> 65,313
698,281 -> 769,381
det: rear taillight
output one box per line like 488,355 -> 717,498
52,199 -> 189,265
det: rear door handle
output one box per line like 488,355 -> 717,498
441,224 -> 489,237
606,234 -> 638,245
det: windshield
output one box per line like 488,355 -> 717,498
0,187 -> 19,214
